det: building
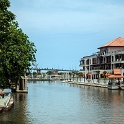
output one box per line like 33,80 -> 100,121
79,37 -> 124,80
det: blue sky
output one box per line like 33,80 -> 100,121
9,0 -> 124,70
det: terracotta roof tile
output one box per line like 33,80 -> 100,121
99,37 -> 124,48
113,69 -> 121,75
108,69 -> 124,78
108,75 -> 124,78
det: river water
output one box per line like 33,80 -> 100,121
1,81 -> 124,124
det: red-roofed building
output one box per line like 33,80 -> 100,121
79,37 -> 124,79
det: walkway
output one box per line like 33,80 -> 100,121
64,80 -> 108,88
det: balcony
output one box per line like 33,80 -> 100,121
111,59 -> 124,64
101,50 -> 124,56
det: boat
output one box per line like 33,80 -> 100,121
108,81 -> 120,90
120,84 -> 124,90
107,69 -> 124,90
61,80 -> 66,83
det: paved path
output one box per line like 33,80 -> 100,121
65,81 -> 108,88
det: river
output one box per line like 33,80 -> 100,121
0,81 -> 124,124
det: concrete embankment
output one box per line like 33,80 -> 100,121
63,81 -> 108,88
27,78 -> 52,81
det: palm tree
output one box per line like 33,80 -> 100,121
72,71 -> 76,81
75,71 -> 79,82
103,71 -> 107,83
78,72 -> 83,82
58,72 -> 63,80
33,72 -> 37,78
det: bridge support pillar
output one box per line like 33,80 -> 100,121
16,76 -> 28,93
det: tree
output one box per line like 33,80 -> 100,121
72,71 -> 76,81
33,72 -> 37,78
74,71 -> 79,82
78,72 -> 83,82
103,71 -> 107,83
0,0 -> 15,42
0,0 -> 36,88
58,72 -> 63,80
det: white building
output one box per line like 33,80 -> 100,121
79,37 -> 124,80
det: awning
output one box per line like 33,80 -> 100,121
108,74 -> 124,78
87,74 -> 92,76
113,69 -> 121,75
105,73 -> 111,77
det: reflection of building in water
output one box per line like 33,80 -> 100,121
0,93 -> 28,123
13,93 -> 28,123
79,86 -> 124,123
109,91 -> 124,123
112,91 -> 121,106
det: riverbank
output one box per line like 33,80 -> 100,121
62,80 -> 108,88
27,78 -> 108,88
27,78 -> 52,81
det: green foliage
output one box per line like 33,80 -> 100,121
69,72 -> 72,75
96,70 -> 100,74
58,72 -> 63,75
100,78 -> 109,80
75,71 -> 79,75
103,71 -> 107,75
33,72 -> 37,78
0,0 -> 37,87
103,71 -> 107,80
37,72 -> 41,75
46,71 -> 52,75
78,72 -> 83,77
72,71 -> 77,77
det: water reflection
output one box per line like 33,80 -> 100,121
78,86 -> 124,124
0,93 -> 28,124
0,81 -> 124,124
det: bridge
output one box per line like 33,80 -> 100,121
30,68 -> 78,72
